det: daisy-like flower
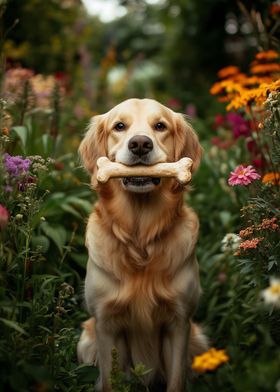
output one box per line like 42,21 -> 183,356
0,204 -> 9,230
192,348 -> 229,374
221,233 -> 241,253
261,278 -> 280,308
228,165 -> 261,186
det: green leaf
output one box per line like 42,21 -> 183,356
40,222 -> 67,254
11,126 -> 28,152
61,203 -> 82,219
31,235 -> 50,253
42,134 -> 53,155
66,196 -> 92,214
0,317 -> 28,335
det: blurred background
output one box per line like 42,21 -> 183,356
3,0 -> 276,117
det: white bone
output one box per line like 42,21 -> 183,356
96,157 -> 193,185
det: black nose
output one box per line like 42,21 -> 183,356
128,135 -> 153,156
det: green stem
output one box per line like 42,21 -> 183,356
19,226 -> 31,324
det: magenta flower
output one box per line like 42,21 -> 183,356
0,204 -> 9,229
228,165 -> 261,186
226,112 -> 251,139
3,154 -> 31,177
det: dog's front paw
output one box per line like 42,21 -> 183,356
94,378 -> 112,392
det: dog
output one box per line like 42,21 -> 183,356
77,98 -> 208,392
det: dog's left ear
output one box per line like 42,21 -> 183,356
174,113 -> 202,172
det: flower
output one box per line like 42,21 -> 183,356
0,204 -> 9,229
239,226 -> 254,238
257,217 -> 279,231
270,4 -> 280,15
217,66 -> 240,79
250,63 -> 280,75
192,348 -> 229,374
210,80 -> 243,98
228,165 -> 261,186
3,153 -> 31,177
210,137 -> 235,149
239,237 -> 264,250
221,233 -> 241,253
262,172 -> 280,185
2,67 -> 34,104
29,74 -> 63,109
167,98 -> 181,110
226,112 -> 251,138
261,278 -> 280,308
255,50 -> 279,61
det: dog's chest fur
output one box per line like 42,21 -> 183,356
85,206 -> 200,330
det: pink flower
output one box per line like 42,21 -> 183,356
0,204 -> 9,229
228,165 -> 261,186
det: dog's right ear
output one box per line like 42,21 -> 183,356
79,115 -> 106,174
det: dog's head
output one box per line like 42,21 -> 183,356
79,98 -> 202,193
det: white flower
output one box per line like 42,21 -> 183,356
261,278 -> 280,308
276,379 -> 280,392
221,233 -> 241,253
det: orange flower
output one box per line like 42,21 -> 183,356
255,50 -> 279,61
218,66 -> 240,79
239,227 -> 254,238
226,80 -> 280,110
210,80 -> 243,96
256,217 -> 279,231
239,237 -> 264,250
262,172 -> 280,185
192,348 -> 229,374
250,63 -> 280,75
2,127 -> 9,136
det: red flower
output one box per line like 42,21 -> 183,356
0,204 -> 9,229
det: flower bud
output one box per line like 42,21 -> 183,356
0,204 -> 9,229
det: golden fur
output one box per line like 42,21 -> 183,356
77,98 -> 207,392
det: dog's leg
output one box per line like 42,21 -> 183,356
163,320 -> 190,392
94,320 -> 116,392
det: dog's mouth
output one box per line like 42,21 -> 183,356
122,177 -> 161,193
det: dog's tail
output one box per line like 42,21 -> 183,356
77,317 -> 98,365
188,321 -> 209,376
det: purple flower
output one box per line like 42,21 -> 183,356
3,154 -> 31,177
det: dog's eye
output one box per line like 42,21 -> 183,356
154,122 -> 166,131
114,122 -> 126,131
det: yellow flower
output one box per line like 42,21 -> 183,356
192,348 -> 229,374
226,79 -> 280,111
262,172 -> 280,185
210,80 -> 243,97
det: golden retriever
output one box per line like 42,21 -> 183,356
77,98 -> 208,392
